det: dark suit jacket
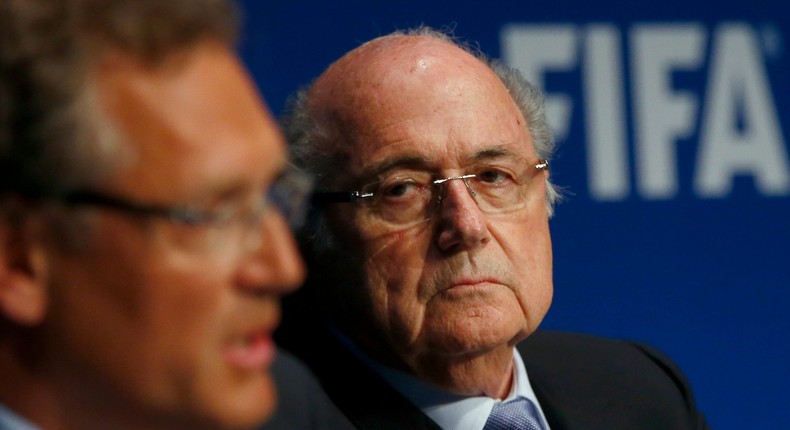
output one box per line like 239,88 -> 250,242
260,349 -> 355,430
282,330 -> 709,430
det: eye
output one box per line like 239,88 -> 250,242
379,178 -> 424,199
476,168 -> 514,186
172,204 -> 235,228
171,208 -> 214,226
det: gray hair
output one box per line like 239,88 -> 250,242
284,27 -> 560,222
0,0 -> 239,197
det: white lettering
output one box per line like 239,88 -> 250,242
501,21 -> 787,200
695,24 -> 790,196
501,24 -> 577,141
631,24 -> 706,199
583,25 -> 630,200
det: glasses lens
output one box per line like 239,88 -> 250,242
269,167 -> 314,229
154,215 -> 235,255
361,174 -> 434,226
466,166 -> 533,214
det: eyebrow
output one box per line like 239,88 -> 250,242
466,145 -> 527,164
356,155 -> 434,183
352,144 -> 528,184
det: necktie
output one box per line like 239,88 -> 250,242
483,397 -> 546,430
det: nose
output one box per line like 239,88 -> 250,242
235,211 -> 305,294
434,178 -> 490,252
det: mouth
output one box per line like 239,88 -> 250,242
223,329 -> 276,371
440,278 -> 505,294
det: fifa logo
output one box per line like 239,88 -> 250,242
502,22 -> 788,201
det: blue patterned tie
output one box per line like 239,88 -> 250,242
483,397 -> 546,430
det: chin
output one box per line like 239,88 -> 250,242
421,317 -> 526,358
421,299 -> 526,352
194,372 -> 278,430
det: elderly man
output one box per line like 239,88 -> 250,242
279,29 -> 710,429
0,1 -> 353,429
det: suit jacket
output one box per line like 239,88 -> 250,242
283,329 -> 709,430
260,349 -> 355,430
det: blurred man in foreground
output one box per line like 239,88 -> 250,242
0,1 -> 343,429
279,28 -> 710,429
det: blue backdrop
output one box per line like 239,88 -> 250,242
238,1 -> 789,428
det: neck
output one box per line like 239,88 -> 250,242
0,335 -> 65,430
408,344 -> 515,399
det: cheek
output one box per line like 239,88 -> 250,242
45,231 -> 233,403
493,216 -> 553,325
353,216 -> 429,291
135,252 -> 231,372
357,227 -> 433,338
521,229 -> 553,327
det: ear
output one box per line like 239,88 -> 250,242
0,215 -> 48,326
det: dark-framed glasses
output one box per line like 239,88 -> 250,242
35,165 -> 313,254
314,159 -> 548,227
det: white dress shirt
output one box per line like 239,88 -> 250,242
0,403 -> 39,430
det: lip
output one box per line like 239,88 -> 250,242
442,278 -> 504,292
223,328 -> 276,371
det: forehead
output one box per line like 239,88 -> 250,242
318,37 -> 534,179
94,42 -> 285,200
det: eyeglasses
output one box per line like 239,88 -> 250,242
38,165 -> 313,255
314,160 -> 548,227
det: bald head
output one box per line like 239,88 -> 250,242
308,35 -> 521,165
310,34 -> 503,118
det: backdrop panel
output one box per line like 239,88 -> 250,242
239,1 -> 790,428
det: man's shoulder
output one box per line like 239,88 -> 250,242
519,330 -> 670,359
260,349 -> 356,430
517,330 -> 709,430
518,330 -> 689,382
